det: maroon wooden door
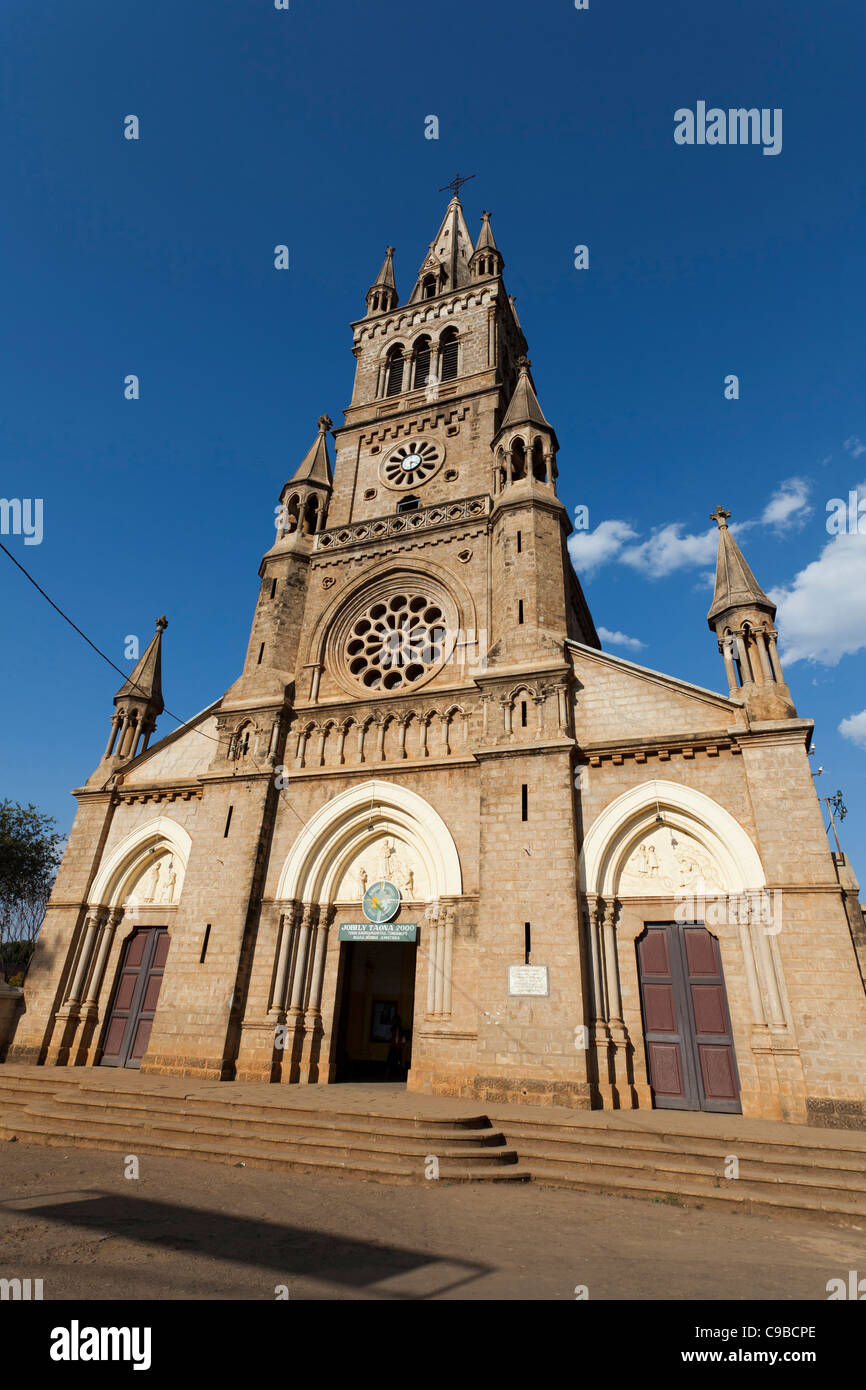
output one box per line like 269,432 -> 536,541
100,928 -> 170,1069
637,923 -> 740,1113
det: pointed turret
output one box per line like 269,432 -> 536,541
492,357 -> 559,491
469,210 -> 504,281
276,416 -> 333,542
409,197 -> 474,302
101,617 -> 167,764
365,247 -> 398,316
707,506 -> 796,718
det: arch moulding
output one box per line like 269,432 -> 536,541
277,779 -> 463,905
580,779 -> 766,898
88,816 -> 193,908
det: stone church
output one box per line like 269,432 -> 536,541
9,193 -> 866,1129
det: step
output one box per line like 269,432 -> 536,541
9,1101 -> 520,1167
508,1138 -> 866,1192
14,1088 -> 499,1141
526,1164 -> 866,1224
0,1120 -> 530,1183
494,1114 -> 866,1162
523,1156 -> 866,1213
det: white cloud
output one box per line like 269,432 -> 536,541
761,476 -> 811,530
839,709 -> 866,749
844,436 -> 866,458
771,532 -> 866,664
568,519 -> 637,574
597,626 -> 645,651
620,523 -> 718,579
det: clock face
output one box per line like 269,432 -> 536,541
362,879 -> 401,923
400,453 -> 421,471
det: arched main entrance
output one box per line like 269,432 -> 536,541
268,780 -> 463,1087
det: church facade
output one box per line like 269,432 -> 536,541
9,195 -> 866,1129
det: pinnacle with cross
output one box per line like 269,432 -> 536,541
711,505 -> 731,530
439,172 -> 476,200
155,615 -> 168,632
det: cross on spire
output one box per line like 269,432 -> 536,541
711,504 -> 731,530
439,172 -> 476,200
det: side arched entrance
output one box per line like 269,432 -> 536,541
579,780 -> 785,1116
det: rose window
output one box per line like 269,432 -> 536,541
346,593 -> 450,691
380,439 -> 443,490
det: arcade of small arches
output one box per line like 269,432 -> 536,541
493,433 -> 558,492
277,490 -> 328,539
718,621 -> 785,695
290,682 -> 572,769
380,328 -> 460,398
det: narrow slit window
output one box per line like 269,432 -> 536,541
200,924 -> 211,964
257,643 -> 265,665
521,784 -> 528,821
521,701 -> 527,727
224,806 -> 233,838
270,578 -> 277,599
524,922 -> 531,965
518,600 -> 524,624
516,530 -> 522,553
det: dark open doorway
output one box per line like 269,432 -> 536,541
335,940 -> 416,1082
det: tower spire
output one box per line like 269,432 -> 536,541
470,210 -> 504,281
707,505 -> 795,717
100,616 -> 167,765
365,247 -> 398,316
409,195 -> 474,302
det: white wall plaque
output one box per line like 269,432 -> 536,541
508,965 -> 549,996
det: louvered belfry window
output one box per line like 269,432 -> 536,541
385,348 -> 404,396
414,338 -> 431,389
440,329 -> 458,381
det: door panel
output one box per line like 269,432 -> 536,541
101,928 -> 169,1069
637,923 -> 741,1114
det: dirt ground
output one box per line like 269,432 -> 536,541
1,1139 -> 863,1301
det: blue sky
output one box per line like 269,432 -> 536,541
1,0 -> 864,878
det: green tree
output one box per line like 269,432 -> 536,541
0,800 -> 63,980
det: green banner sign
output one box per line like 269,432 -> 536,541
338,922 -> 418,943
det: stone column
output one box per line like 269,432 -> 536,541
602,901 -> 624,1029
82,907 -> 123,1010
375,719 -> 386,761
767,631 -> 784,682
104,715 -> 122,759
294,728 -> 309,767
418,716 -> 429,758
288,905 -> 317,1020
721,636 -> 738,694
335,724 -> 347,764
315,726 -> 327,767
584,898 -> 607,1027
300,905 -> 333,1082
269,902 -> 299,1015
756,630 -> 773,683
441,907 -> 455,1016
397,720 -> 408,759
66,908 -> 106,1006
501,698 -> 513,736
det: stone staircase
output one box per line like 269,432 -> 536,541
1,1067 -> 865,1223
0,1068 -> 528,1184
492,1111 -> 866,1226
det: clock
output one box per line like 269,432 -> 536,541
362,879 -> 401,923
400,452 -> 422,471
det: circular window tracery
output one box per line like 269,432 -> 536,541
345,592 -> 449,691
380,439 -> 444,490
